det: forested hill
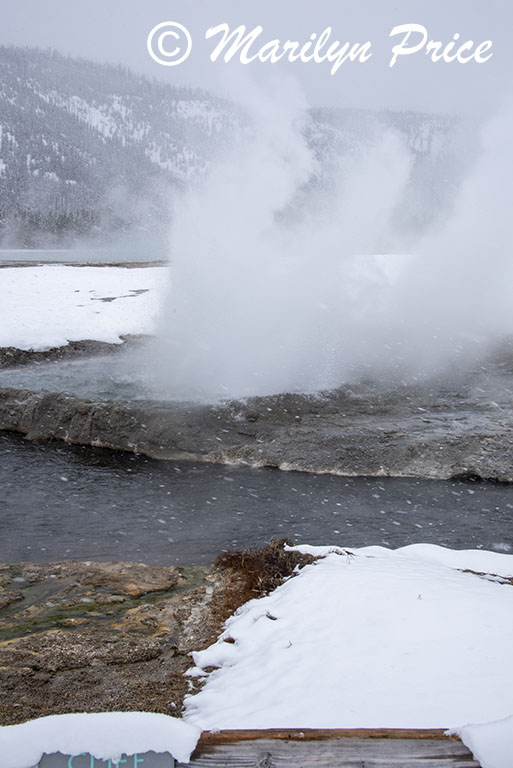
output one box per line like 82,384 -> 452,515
0,46 -> 468,248
0,46 -> 234,247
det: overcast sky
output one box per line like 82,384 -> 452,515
2,0 -> 510,114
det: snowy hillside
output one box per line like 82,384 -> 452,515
0,46 -> 470,248
0,46 -> 235,247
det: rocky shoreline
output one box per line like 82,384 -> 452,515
0,560 -> 206,725
0,543 -> 312,726
0,375 -> 512,483
0,336 -> 148,370
1,339 -> 512,481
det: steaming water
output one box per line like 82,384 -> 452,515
0,353 -> 183,408
154,85 -> 513,402
1,432 -> 512,566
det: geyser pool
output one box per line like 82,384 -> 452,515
0,352 -> 187,408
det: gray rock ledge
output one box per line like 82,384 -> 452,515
1,359 -> 512,481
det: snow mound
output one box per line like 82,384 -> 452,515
0,712 -> 201,768
184,544 -> 513,732
453,716 -> 513,768
292,542 -> 513,577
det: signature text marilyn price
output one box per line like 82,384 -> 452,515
147,22 -> 494,70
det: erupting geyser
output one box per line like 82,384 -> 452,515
153,80 -> 513,403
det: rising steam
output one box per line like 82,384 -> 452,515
153,77 -> 513,402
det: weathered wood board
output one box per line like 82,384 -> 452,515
179,729 -> 481,767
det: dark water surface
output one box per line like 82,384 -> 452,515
1,431 -> 512,566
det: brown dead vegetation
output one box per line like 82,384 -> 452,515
212,539 -> 317,623
460,568 -> 513,585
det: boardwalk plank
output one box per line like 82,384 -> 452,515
180,729 -> 480,767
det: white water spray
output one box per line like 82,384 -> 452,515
154,79 -> 513,402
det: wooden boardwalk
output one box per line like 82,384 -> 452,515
179,729 -> 481,767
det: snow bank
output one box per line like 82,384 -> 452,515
0,712 -> 201,768
184,544 -> 513,735
0,266 -> 167,350
292,542 -> 513,578
453,716 -> 513,768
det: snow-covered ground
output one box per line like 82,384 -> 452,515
1,544 -> 512,766
183,543 -> 513,767
0,266 -> 167,350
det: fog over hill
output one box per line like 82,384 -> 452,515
0,46 -> 474,249
0,46 -> 235,248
